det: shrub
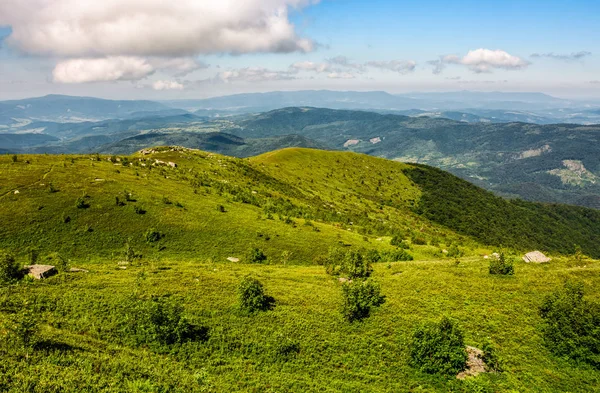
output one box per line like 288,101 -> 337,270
446,244 -> 462,258
380,249 -> 413,262
134,206 -> 146,215
145,229 -> 163,243
324,248 -> 373,279
246,247 -> 267,264
124,240 -> 142,263
409,316 -> 468,376
121,297 -> 203,348
11,155 -> 18,163
539,281 -> 600,369
0,251 -> 22,283
390,235 -> 410,249
489,253 -> 514,275
48,183 -> 58,193
216,205 -> 226,213
76,197 -> 90,209
238,276 -> 274,313
341,279 -> 386,322
411,235 -> 427,245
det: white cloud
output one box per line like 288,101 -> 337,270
531,51 -> 591,61
152,80 -> 184,91
218,67 -> 296,83
443,49 -> 529,73
0,0 -> 318,57
290,61 -> 332,73
53,57 -> 155,83
327,72 -> 355,79
366,60 -> 416,74
52,56 -> 206,83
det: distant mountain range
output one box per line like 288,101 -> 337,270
1,92 -> 600,209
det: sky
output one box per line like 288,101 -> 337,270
0,0 -> 599,100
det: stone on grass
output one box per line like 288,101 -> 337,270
227,257 -> 240,263
522,251 -> 551,263
25,264 -> 57,280
457,346 -> 486,379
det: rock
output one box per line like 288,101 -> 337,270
483,255 -> 489,259
25,264 -> 57,280
13,190 -> 19,194
523,251 -> 551,263
227,257 -> 240,263
457,346 -> 486,379
338,277 -> 352,283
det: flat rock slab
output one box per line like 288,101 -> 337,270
69,267 -> 89,273
523,251 -> 551,263
227,257 -> 240,262
25,264 -> 57,279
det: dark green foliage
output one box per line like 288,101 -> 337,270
124,240 -> 141,263
0,252 -> 22,283
115,196 -> 125,206
238,276 -> 274,313
75,197 -> 90,209
162,196 -> 172,205
539,281 -> 600,369
145,229 -> 163,243
134,205 -> 146,215
48,183 -> 58,193
489,253 -> 514,275
409,316 -> 468,376
341,279 -> 386,322
62,214 -> 71,223
405,165 -> 600,258
246,247 -> 267,264
217,204 -> 226,213
11,155 -> 17,163
120,296 -> 203,348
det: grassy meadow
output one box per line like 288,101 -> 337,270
1,147 -> 599,392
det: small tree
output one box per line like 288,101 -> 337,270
539,281 -> 600,369
489,253 -> 514,275
341,279 -> 386,322
409,316 -> 468,376
246,247 -> 267,264
0,251 -> 22,283
238,276 -> 274,313
11,155 -> 18,163
124,240 -> 141,263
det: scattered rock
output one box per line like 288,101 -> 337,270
343,139 -> 360,147
483,255 -> 489,259
338,277 -> 352,283
119,266 -> 127,270
227,257 -> 240,263
457,346 -> 486,379
13,190 -> 19,195
523,251 -> 551,263
491,252 -> 500,259
25,264 -> 57,280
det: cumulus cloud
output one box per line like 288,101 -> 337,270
52,56 -> 206,83
530,51 -> 592,61
218,67 -> 296,83
152,80 -> 184,91
430,49 -> 529,74
366,60 -> 416,74
53,57 -> 155,83
0,0 -> 318,57
327,56 -> 366,72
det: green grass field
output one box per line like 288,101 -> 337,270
1,147 -> 599,392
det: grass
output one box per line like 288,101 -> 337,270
1,256 -> 599,392
1,147 -> 600,392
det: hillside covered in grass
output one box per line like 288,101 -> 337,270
1,147 -> 600,262
2,147 -> 600,392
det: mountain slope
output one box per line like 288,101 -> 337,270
2,147 -> 599,261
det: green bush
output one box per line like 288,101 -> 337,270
482,338 -> 502,372
246,247 -> 267,264
380,249 -> 413,262
341,279 -> 386,322
489,253 -> 514,275
539,281 -> 600,369
409,316 -> 468,376
324,248 -> 374,279
238,276 -> 274,313
145,229 -> 163,243
0,251 -> 22,283
120,297 -> 203,348
76,197 -> 90,209
446,244 -> 462,258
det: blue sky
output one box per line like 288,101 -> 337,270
0,0 -> 598,100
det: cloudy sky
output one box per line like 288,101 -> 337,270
0,0 -> 599,100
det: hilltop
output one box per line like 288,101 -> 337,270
1,147 -> 599,261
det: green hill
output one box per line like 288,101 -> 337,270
1,148 -> 600,392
